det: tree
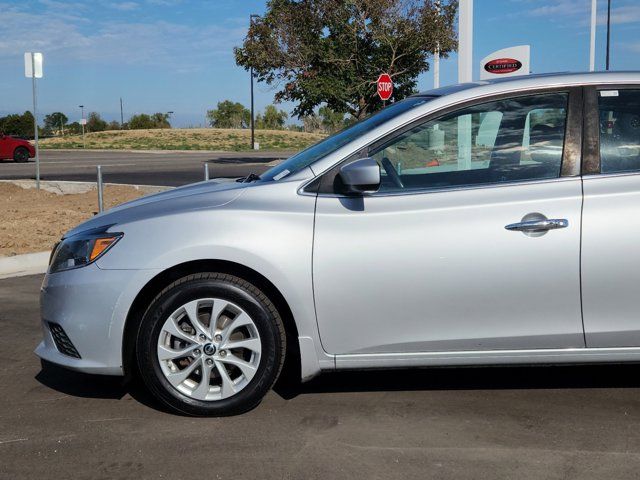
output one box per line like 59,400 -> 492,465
318,106 -> 346,133
66,122 -> 82,135
44,112 -> 68,135
151,112 -> 171,129
107,120 -> 121,130
129,114 -> 155,129
206,100 -> 250,129
86,112 -> 107,132
256,105 -> 288,130
0,111 -> 35,137
235,0 -> 457,120
128,113 -> 172,129
302,113 -> 321,133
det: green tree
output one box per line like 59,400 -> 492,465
128,113 -> 172,129
86,112 -> 107,132
66,122 -> 82,135
129,114 -> 154,129
206,100 -> 250,129
235,0 -> 457,120
107,120 -> 120,130
43,112 -> 68,135
0,111 -> 35,137
151,112 -> 171,129
318,106 -> 346,133
302,113 -> 321,133
255,105 -> 288,130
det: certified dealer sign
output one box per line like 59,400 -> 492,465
484,58 -> 522,75
480,45 -> 530,80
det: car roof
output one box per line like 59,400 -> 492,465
415,71 -> 640,98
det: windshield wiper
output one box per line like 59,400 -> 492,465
237,172 -> 261,183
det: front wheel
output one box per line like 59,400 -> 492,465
136,273 -> 286,416
13,147 -> 29,163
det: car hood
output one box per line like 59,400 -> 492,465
64,180 -> 248,238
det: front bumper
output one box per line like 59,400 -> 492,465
36,263 -> 161,375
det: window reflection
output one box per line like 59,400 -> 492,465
371,93 -> 568,191
598,90 -> 640,174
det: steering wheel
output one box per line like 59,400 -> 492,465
381,157 -> 404,189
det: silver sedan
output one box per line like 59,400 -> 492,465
37,71 -> 640,416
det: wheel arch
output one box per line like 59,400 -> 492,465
122,259 -> 301,382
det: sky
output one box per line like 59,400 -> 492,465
1,0 -> 640,127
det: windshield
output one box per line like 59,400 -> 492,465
260,96 -> 436,182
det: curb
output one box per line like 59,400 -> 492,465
0,251 -> 50,280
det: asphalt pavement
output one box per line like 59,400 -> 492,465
2,274 -> 640,479
0,149 -> 295,187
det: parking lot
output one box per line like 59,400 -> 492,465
2,274 -> 640,479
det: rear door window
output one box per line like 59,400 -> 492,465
598,89 -> 640,174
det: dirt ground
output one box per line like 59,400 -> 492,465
0,183 -> 147,256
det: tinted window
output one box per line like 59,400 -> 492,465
370,92 -> 568,192
598,89 -> 640,174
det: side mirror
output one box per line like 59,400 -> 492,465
338,158 -> 381,195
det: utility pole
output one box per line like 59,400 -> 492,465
79,105 -> 85,148
606,0 -> 612,70
249,14 -> 259,150
120,97 -> 124,128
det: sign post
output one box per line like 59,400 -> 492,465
377,73 -> 393,105
24,52 -> 43,190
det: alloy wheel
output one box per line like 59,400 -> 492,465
156,298 -> 262,401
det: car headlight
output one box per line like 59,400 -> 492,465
49,227 -> 123,273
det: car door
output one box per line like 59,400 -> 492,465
581,86 -> 640,347
0,135 -> 11,159
312,89 -> 585,355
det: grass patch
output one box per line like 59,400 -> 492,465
40,128 -> 326,152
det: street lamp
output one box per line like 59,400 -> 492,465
249,14 -> 260,150
606,0 -> 612,70
79,104 -> 85,148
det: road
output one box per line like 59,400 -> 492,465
0,150 -> 296,187
2,274 -> 640,479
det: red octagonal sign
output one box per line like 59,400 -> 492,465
377,73 -> 393,101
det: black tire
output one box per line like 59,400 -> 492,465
135,272 -> 286,416
13,147 -> 29,163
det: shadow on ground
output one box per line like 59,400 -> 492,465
36,360 -> 640,414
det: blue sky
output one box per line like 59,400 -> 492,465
2,0 -> 639,127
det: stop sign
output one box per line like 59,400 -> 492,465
377,73 -> 393,101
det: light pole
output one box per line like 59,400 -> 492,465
249,14 -> 259,150
606,0 -> 612,70
120,97 -> 124,129
458,0 -> 473,84
589,0 -> 597,71
79,105 -> 85,148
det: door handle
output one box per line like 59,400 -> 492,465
505,218 -> 568,232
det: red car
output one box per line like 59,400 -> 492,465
0,134 -> 36,162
